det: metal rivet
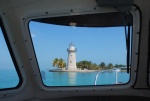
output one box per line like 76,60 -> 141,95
136,53 -> 138,55
71,9 -> 73,12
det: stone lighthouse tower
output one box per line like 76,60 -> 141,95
67,43 -> 77,70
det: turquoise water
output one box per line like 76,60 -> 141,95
42,71 -> 130,86
0,69 -> 19,89
0,69 -> 130,89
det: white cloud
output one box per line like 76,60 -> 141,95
72,26 -> 76,29
31,33 -> 36,38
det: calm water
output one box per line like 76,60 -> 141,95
0,69 -> 19,89
0,69 -> 130,89
42,70 -> 129,86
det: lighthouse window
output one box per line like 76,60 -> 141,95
29,11 -> 136,87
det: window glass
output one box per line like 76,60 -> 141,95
29,13 -> 132,86
0,24 -> 20,89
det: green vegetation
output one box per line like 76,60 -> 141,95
76,61 -> 100,70
76,61 -> 126,70
52,58 -> 66,68
77,61 -> 111,70
114,64 -> 126,68
52,58 -> 126,70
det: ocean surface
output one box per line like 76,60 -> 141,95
42,70 -> 129,86
0,69 -> 19,89
0,69 -> 129,89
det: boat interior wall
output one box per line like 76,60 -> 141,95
0,0 -> 150,101
96,0 -> 134,11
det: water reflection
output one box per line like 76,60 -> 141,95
67,72 -> 76,85
43,71 -> 129,86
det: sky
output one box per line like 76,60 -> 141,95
29,22 -> 127,70
0,28 -> 15,69
0,22 -> 127,70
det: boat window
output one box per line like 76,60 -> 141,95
29,12 -> 132,86
0,19 -> 20,90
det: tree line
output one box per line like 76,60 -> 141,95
52,58 -> 126,70
76,61 -> 126,70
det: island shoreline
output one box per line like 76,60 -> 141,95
49,69 -> 127,72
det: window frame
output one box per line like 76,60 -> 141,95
25,5 -> 140,92
0,15 -> 25,96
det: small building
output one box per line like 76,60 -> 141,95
66,43 -> 77,70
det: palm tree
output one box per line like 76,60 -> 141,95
100,62 -> 105,70
57,58 -> 66,68
52,58 -> 59,67
114,64 -> 119,68
107,63 -> 113,69
52,58 -> 66,69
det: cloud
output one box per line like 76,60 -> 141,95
72,26 -> 76,29
31,33 -> 36,38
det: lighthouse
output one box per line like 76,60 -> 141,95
67,43 -> 77,70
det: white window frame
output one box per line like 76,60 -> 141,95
23,5 -> 140,95
0,14 -> 26,96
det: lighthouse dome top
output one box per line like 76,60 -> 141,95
69,43 -> 76,50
